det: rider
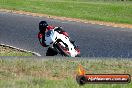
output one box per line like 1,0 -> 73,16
38,21 -> 80,56
38,21 -> 69,47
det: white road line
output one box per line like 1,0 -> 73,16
0,43 -> 41,56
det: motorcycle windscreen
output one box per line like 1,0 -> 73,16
45,30 -> 57,45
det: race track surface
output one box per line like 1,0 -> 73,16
0,12 -> 132,58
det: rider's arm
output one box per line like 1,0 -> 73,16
47,25 -> 55,30
38,32 -> 48,47
54,27 -> 69,37
54,27 -> 63,33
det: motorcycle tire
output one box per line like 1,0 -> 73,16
55,42 -> 71,57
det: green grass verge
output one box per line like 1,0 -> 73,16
0,45 -> 33,56
0,0 -> 132,24
0,58 -> 132,88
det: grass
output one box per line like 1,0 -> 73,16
0,58 -> 132,88
0,0 -> 132,24
0,45 -> 33,56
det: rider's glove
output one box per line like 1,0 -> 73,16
54,27 -> 63,33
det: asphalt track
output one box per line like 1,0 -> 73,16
0,12 -> 132,58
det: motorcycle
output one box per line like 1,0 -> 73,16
44,29 -> 80,57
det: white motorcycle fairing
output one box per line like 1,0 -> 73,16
45,29 -> 78,57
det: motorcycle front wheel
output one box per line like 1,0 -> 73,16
55,42 -> 71,57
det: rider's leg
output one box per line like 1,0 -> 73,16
46,47 -> 58,56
